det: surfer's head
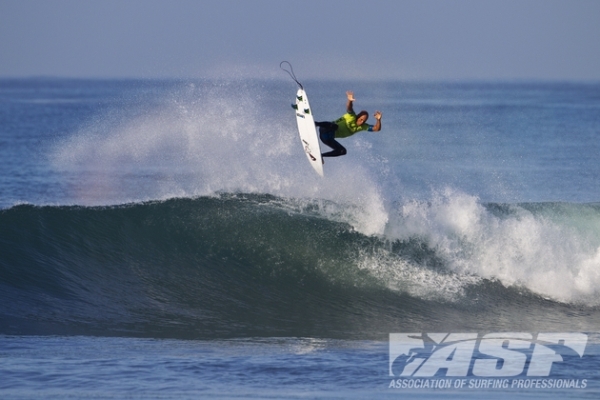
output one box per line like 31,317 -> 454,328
357,111 -> 369,125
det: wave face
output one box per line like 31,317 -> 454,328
2,194 -> 600,339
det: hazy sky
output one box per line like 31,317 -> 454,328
1,0 -> 599,81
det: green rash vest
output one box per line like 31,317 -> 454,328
333,112 -> 373,138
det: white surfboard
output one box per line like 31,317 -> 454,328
293,88 -> 323,177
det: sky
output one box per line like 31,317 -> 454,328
1,0 -> 599,81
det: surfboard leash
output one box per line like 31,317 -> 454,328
280,61 -> 303,90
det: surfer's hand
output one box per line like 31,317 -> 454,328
346,91 -> 355,102
374,111 -> 382,120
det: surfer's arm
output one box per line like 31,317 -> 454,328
346,91 -> 355,113
372,111 -> 382,132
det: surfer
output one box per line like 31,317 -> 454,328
315,91 -> 382,158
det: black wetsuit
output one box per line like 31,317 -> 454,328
315,122 -> 347,157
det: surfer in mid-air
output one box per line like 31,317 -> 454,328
315,91 -> 382,158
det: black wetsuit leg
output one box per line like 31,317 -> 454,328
316,122 -> 347,157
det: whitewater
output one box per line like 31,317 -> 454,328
1,78 -> 600,398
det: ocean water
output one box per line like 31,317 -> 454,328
1,78 -> 600,399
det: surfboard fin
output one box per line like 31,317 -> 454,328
304,108 -> 310,114
296,95 -> 303,101
291,104 -> 298,110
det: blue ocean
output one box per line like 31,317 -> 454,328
1,78 -> 600,399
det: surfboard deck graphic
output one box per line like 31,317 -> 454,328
293,88 -> 323,177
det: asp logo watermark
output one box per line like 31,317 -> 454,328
389,333 -> 589,390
